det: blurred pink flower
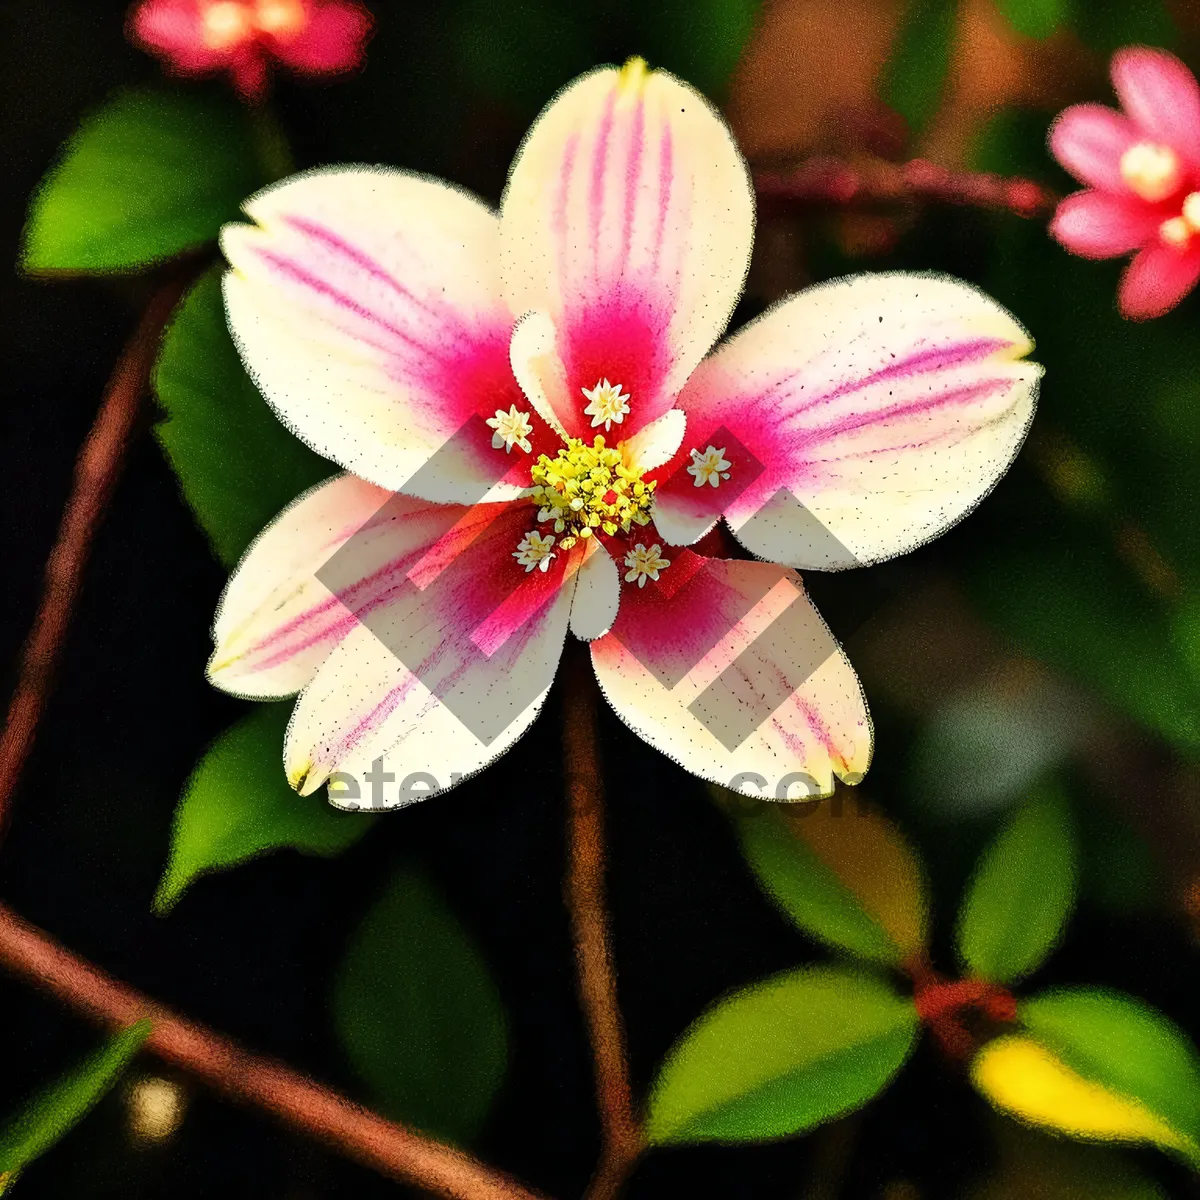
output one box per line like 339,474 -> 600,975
128,0 -> 371,102
1051,47 -> 1200,320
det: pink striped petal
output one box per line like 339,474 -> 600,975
209,478 -> 470,697
500,61 -> 754,441
591,554 -> 870,796
657,273 -> 1041,569
222,169 -> 559,504
1049,104 -> 1141,193
1118,242 -> 1200,319
1112,47 -> 1200,169
1050,190 -> 1161,258
284,503 -> 578,799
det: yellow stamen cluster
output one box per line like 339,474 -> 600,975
529,436 -> 656,548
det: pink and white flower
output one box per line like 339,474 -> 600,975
209,60 -> 1040,806
1050,46 -> 1200,319
128,0 -> 371,102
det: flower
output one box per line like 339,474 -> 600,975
128,0 -> 372,101
209,59 -> 1040,807
1050,46 -> 1200,319
687,445 -> 731,488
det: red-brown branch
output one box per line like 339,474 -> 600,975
754,156 -> 1056,217
0,900 -> 545,1200
0,277 -> 189,843
561,644 -> 642,1200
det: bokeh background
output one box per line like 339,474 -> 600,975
4,0 -> 1200,1196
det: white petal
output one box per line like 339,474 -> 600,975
569,542 -> 620,640
622,407 -> 686,472
222,167 -> 536,504
591,555 -> 871,795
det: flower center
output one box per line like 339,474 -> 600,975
1159,191 -> 1200,249
529,436 -> 656,549
255,0 -> 307,37
202,1 -> 255,48
1120,142 -> 1183,203
201,0 -> 308,48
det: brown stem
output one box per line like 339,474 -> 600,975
0,900 -> 545,1200
561,643 -> 642,1200
0,275 -> 191,844
754,156 -> 1056,217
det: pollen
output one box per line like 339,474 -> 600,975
1120,142 -> 1183,203
1160,215 -> 1192,248
529,436 -> 656,546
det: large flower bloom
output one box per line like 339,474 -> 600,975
210,61 -> 1040,808
1050,46 -> 1200,319
128,0 -> 371,101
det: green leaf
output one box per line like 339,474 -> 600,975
0,1021 -> 151,1180
636,0 -> 761,101
646,966 -> 918,1144
997,0 -> 1072,39
957,783 -> 1077,983
22,88 -> 266,273
153,267 -> 331,567
1020,988 -> 1200,1163
970,527 -> 1200,757
881,0 -> 959,137
332,866 -> 508,1146
736,805 -> 915,966
1072,0 -> 1175,54
155,704 -> 374,912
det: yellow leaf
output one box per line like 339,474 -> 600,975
782,795 -> 928,958
971,1035 -> 1195,1157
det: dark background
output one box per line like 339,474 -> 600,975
3,1 -> 1200,1197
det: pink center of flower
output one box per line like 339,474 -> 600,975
201,1 -> 254,48
200,0 -> 308,49
1158,191 -> 1200,250
1119,142 -> 1183,203
255,0 -> 306,37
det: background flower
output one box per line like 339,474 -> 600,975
128,0 -> 372,100
1050,46 -> 1200,319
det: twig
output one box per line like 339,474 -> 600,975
0,275 -> 190,843
754,156 -> 1056,217
0,900 -> 545,1200
561,643 -> 642,1200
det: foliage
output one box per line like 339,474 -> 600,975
156,704 -> 374,912
0,1023 -> 151,1185
881,0 -> 959,137
153,268 -> 331,568
332,866 -> 509,1146
646,966 -> 918,1144
22,89 -> 266,273
957,784 -> 1077,984
735,797 -> 926,966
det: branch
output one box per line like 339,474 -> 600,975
754,156 -> 1056,216
0,274 -> 190,843
561,644 -> 642,1200
0,900 -> 545,1200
